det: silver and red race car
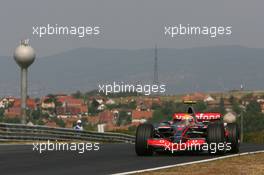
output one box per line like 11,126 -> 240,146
135,102 -> 240,156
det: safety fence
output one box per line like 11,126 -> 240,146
0,123 -> 135,143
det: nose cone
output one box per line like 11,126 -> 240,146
14,44 -> 35,68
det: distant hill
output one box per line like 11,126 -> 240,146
0,45 -> 264,96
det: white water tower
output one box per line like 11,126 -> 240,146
14,39 -> 35,124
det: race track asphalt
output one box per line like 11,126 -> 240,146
0,143 -> 263,175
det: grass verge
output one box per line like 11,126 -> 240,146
137,153 -> 264,175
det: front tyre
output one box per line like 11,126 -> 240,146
135,123 -> 154,156
207,122 -> 225,155
226,123 -> 240,153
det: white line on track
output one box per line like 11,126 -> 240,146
112,150 -> 264,175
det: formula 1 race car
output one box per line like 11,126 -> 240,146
135,101 -> 240,156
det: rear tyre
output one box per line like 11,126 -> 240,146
135,123 -> 154,156
207,122 -> 225,155
226,123 -> 240,153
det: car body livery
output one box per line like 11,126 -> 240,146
135,104 -> 240,156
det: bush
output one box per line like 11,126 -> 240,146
83,123 -> 97,131
244,131 -> 264,144
54,118 -> 66,128
111,128 -> 136,136
2,117 -> 21,124
117,111 -> 131,126
151,109 -> 166,123
35,119 -> 45,125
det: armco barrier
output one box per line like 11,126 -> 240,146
0,123 -> 135,143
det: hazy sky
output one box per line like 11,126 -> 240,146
0,0 -> 263,56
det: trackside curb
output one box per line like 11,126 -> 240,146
112,150 -> 264,175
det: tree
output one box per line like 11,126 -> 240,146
243,100 -> 264,133
45,94 -> 62,114
229,95 -> 235,104
219,97 -> 226,115
241,93 -> 253,101
3,117 -> 21,123
0,108 -> 4,117
117,111 -> 131,126
54,118 -> 66,128
151,109 -> 165,123
71,90 -> 82,99
106,104 -> 119,110
151,103 -> 161,110
128,101 -> 136,109
31,109 -> 41,120
161,101 -> 175,117
0,108 -> 5,121
246,100 -> 261,114
36,119 -> 45,125
194,101 -> 207,112
174,102 -> 186,113
88,99 -> 100,115
232,103 -> 242,115
229,95 -> 241,114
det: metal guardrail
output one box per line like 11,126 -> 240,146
0,123 -> 135,143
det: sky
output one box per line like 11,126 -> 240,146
0,0 -> 263,56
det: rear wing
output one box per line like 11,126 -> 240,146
183,100 -> 197,105
173,113 -> 221,121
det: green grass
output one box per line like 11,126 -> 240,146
244,131 -> 264,144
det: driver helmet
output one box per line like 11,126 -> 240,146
187,106 -> 197,123
187,106 -> 195,115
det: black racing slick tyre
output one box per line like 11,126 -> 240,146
207,122 -> 225,155
135,123 -> 154,156
226,123 -> 240,153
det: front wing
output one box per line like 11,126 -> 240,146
147,138 -> 206,152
